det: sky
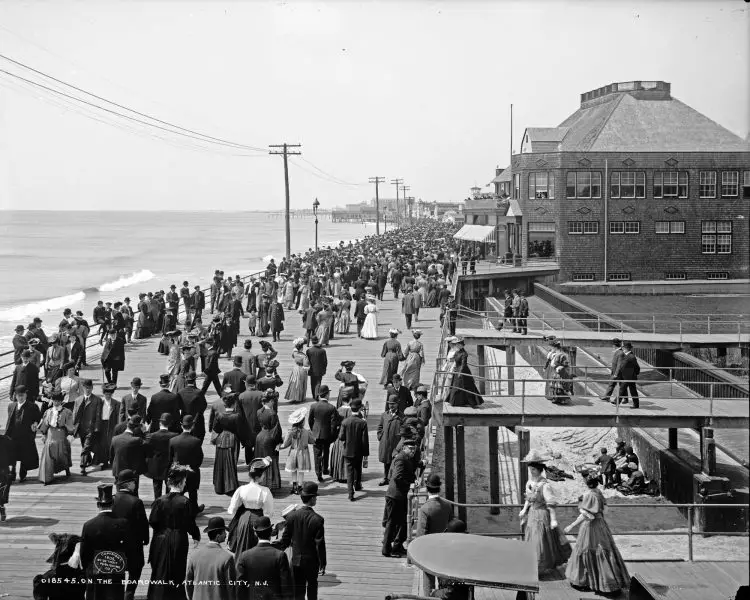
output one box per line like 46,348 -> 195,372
0,0 -> 747,211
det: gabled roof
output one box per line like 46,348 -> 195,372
491,167 -> 512,184
526,127 -> 569,143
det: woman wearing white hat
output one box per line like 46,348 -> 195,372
519,449 -> 569,574
281,407 -> 314,495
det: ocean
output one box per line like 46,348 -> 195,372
0,210 -> 375,351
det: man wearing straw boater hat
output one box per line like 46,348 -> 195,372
236,515 -> 293,599
186,516 -> 236,600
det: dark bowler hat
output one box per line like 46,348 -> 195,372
318,384 -> 330,397
95,483 -> 114,506
612,338 -> 622,346
14,384 -> 26,394
392,373 -> 402,381
159,374 -> 170,386
233,355 -> 243,366
311,336 -> 320,345
21,349 -> 31,358
350,398 -> 363,411
14,324 -> 24,332
244,339 -> 253,349
185,371 -> 197,383
253,516 -> 273,533
81,378 -> 93,387
131,377 -> 142,387
622,341 -> 633,350
181,415 -> 195,428
203,516 -> 227,534
159,413 -> 173,425
341,360 -> 355,368
300,482 -> 319,498
402,439 -> 417,447
426,474 -> 442,490
387,395 -> 399,405
117,469 -> 137,484
128,415 -> 143,428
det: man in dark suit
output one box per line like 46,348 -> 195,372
112,471 -> 149,600
10,350 -> 40,403
615,342 -> 641,409
73,379 -> 102,475
377,396 -> 402,486
144,413 -> 177,500
416,473 -> 454,594
382,441 -> 417,557
190,285 -> 205,324
353,297 -> 367,338
237,375 -> 264,464
222,355 -> 247,394
177,372 -> 207,441
308,385 -> 339,483
77,483 -> 131,600
280,482 -> 326,600
6,385 -> 42,482
600,338 -> 625,402
338,397 -> 369,502
303,305 -> 318,345
390,374 -> 413,417
146,374 -> 181,433
237,516 -> 293,599
169,415 -> 204,514
110,417 -> 148,493
401,287 -> 416,330
12,324 -> 29,365
305,337 -> 327,401
101,329 -> 126,385
200,342 -> 223,395
119,377 -> 147,422
92,301 -> 108,344
391,268 -> 403,299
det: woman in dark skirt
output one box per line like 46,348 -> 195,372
445,337 -> 483,407
212,393 -> 242,496
254,396 -> 283,491
227,457 -> 275,561
329,395 -> 352,483
565,474 -> 630,594
379,329 -> 404,387
147,466 -> 200,600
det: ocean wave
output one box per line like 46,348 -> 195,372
0,291 -> 86,323
98,269 -> 155,292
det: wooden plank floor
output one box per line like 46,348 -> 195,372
0,293 -> 444,599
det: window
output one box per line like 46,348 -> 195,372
610,221 -> 625,234
665,272 -> 686,280
721,171 -> 739,197
625,222 -> 640,234
528,222 -> 556,232
706,272 -> 728,280
743,171 -> 750,199
566,171 -> 601,199
611,172 -> 645,198
513,174 -> 520,200
699,171 -> 716,198
568,221 -> 599,234
528,172 -> 555,199
528,222 -> 556,258
573,273 -> 595,282
655,221 -> 685,234
654,171 -> 688,198
701,220 -> 732,254
608,273 -> 631,281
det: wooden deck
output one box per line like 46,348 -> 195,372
455,327 -> 750,350
0,294 -> 444,599
442,394 -> 750,429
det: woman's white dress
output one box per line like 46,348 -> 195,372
361,304 -> 379,339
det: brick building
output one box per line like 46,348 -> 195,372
510,80 -> 750,283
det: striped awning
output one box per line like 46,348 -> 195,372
453,224 -> 496,242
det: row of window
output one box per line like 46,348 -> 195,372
520,170 -> 750,200
564,220 -> 733,253
572,271 -> 730,282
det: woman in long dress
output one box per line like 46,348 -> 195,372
258,295 -> 271,337
298,281 -> 310,312
254,399 -> 282,490
545,342 -> 573,405
336,294 -> 351,334
256,341 -> 277,379
379,329 -> 405,386
38,393 -> 74,484
284,339 -> 309,404
426,281 -> 438,308
281,408 -> 314,495
212,393 -> 241,496
283,279 -> 296,309
315,305 -> 332,346
518,451 -> 569,575
565,473 -> 630,594
170,347 -> 193,393
399,329 -> 425,390
147,466 -> 200,600
227,457 -> 275,561
329,397 -> 352,483
445,337 -> 483,407
361,297 -> 379,340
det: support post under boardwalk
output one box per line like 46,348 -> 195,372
456,426 -> 467,524
489,427 -> 500,515
444,426 -> 455,503
568,346 -> 577,376
702,428 -> 716,476
517,427 -> 530,504
506,345 -> 516,396
476,344 -> 486,395
668,428 -> 678,450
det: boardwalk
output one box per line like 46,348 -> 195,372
0,292 -> 443,599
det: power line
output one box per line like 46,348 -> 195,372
0,52 -> 267,153
298,156 -> 365,187
289,158 -> 362,187
270,143 -> 302,260
391,178 -> 403,229
369,176 -> 386,235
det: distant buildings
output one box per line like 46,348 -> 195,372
504,80 -> 750,282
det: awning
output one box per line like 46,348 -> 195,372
453,224 -> 496,242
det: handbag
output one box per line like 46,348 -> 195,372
555,526 -> 572,561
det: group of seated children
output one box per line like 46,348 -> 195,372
594,439 -> 646,494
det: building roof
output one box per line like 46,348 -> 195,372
490,167 -> 512,184
453,224 -> 496,242
528,82 -> 750,153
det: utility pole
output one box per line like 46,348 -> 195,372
391,178 -> 403,229
406,196 -> 415,223
369,176 -> 385,234
269,143 -> 302,259
400,185 -> 410,225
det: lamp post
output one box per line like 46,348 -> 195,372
313,198 -> 320,252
